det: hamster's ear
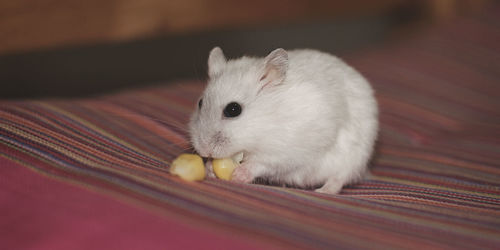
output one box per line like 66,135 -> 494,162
259,48 -> 288,90
208,47 -> 226,77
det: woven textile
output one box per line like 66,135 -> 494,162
1,11 -> 499,250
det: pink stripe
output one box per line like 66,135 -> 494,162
0,157 -> 269,250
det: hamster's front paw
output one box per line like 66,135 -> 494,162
231,164 -> 253,183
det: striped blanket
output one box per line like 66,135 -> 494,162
1,11 -> 499,250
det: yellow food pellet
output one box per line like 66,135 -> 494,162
170,154 -> 205,181
213,158 -> 238,180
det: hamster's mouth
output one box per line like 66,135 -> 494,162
202,151 -> 245,165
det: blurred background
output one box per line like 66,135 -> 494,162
0,0 -> 494,99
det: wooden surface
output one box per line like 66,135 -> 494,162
0,0 -> 408,54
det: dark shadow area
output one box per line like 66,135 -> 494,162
0,6 -> 420,99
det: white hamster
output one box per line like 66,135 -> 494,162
189,47 -> 378,194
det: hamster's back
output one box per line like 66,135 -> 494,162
280,49 -> 378,188
286,49 -> 375,113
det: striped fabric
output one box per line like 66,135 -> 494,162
1,11 -> 499,250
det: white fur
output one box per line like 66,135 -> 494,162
189,47 -> 378,194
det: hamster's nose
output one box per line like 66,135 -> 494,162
198,152 -> 211,158
195,146 -> 211,158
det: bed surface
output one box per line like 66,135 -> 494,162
1,8 -> 499,250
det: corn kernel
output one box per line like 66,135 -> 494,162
170,154 -> 205,181
213,158 -> 238,180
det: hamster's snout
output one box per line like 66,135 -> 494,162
192,131 -> 227,158
192,139 -> 211,158
195,146 -> 210,158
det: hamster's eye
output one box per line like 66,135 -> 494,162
223,102 -> 242,118
198,98 -> 203,109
